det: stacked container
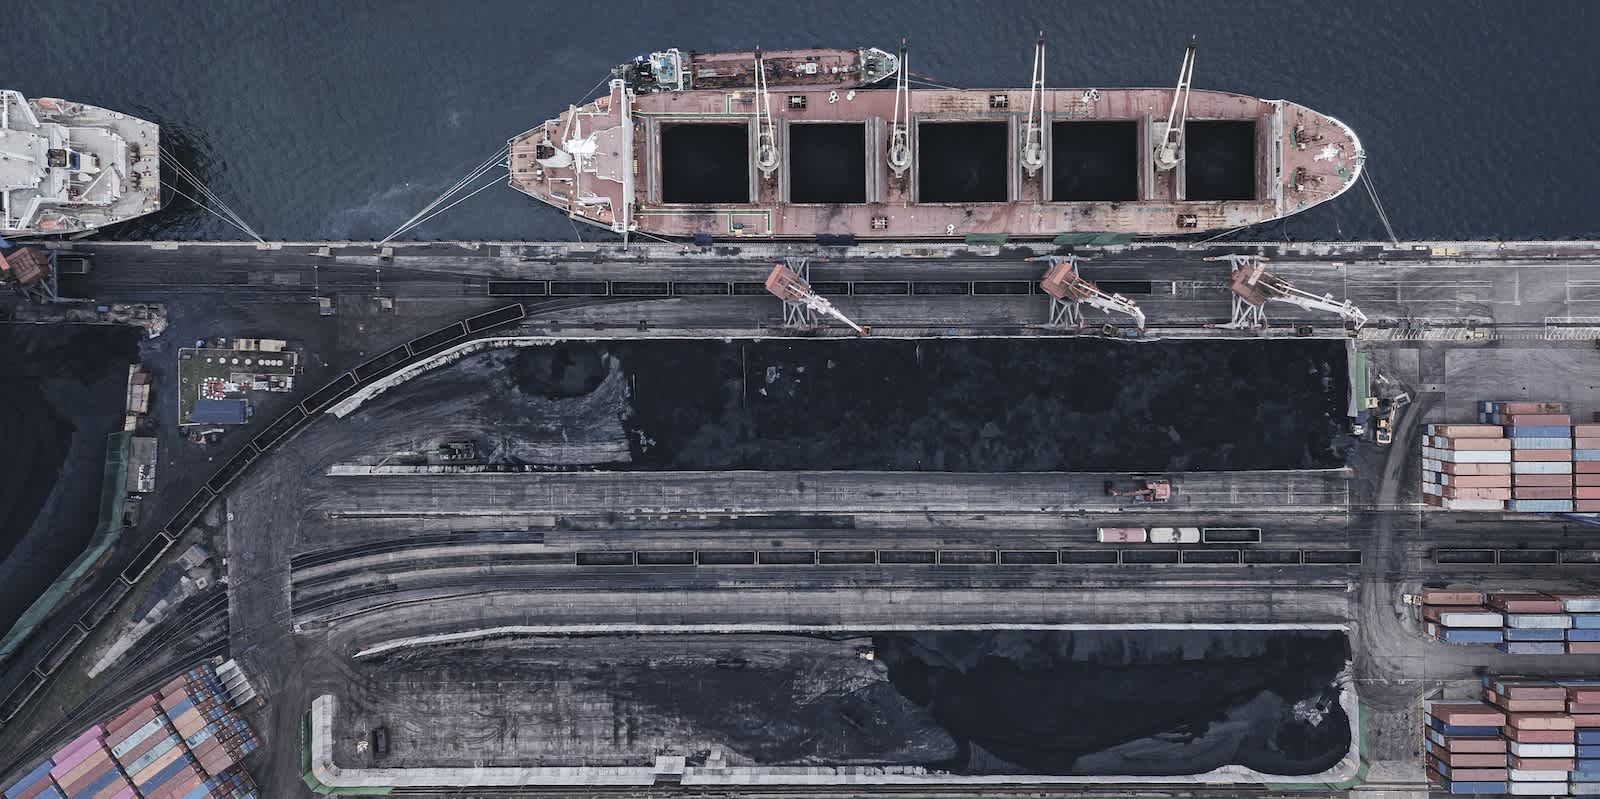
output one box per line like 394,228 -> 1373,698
1422,591 -> 1600,654
1578,423 -> 1600,513
0,662 -> 259,799
1425,423 -> 1513,511
1425,678 -> 1600,796
1481,402 -> 1577,513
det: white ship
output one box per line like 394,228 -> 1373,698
0,90 -> 160,237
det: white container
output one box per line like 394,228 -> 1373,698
1440,612 -> 1508,628
1509,770 -> 1568,782
1440,498 -> 1508,510
1510,783 -> 1569,795
1177,527 -> 1201,542
1423,482 -> 1443,496
1423,457 -> 1444,472
1509,741 -> 1576,758
1507,614 -> 1574,629
1514,461 -> 1575,475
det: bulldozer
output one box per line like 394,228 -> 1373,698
1104,479 -> 1171,502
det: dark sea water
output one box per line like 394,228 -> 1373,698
6,0 -> 1596,242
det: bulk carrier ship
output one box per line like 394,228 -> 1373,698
507,37 -> 1364,241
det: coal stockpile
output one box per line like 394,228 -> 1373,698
873,630 -> 1351,776
0,325 -> 139,630
789,123 -> 866,204
660,124 -> 750,204
1051,121 -> 1139,201
615,338 -> 1348,471
369,338 -> 1348,471
1185,120 -> 1259,201
917,122 -> 1008,203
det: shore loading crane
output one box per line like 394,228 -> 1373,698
765,257 -> 867,335
1032,255 -> 1146,331
1206,254 -> 1368,331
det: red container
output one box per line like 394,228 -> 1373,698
1577,474 -> 1600,486
105,709 -> 159,747
1488,594 -> 1565,613
1508,712 -> 1576,730
1510,756 -> 1576,770
105,696 -> 159,733
1575,437 -> 1600,449
1578,461 -> 1600,474
1493,402 -> 1565,414
1445,475 -> 1514,488
1571,642 -> 1600,654
1572,714 -> 1600,727
1515,486 -> 1575,499
1442,736 -> 1509,753
1436,424 -> 1507,438
1576,423 -> 1600,436
1507,727 -> 1576,742
1514,474 -> 1573,487
1577,487 -> 1600,499
1503,413 -> 1572,425
1424,591 -> 1485,605
1569,687 -> 1600,704
1578,500 -> 1600,512
1512,449 -> 1573,462
1437,462 -> 1513,476
1428,742 -> 1507,767
1432,703 -> 1507,726
1436,437 -> 1512,451
1439,766 -> 1509,781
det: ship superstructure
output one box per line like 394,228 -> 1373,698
508,38 -> 1364,241
0,90 -> 161,237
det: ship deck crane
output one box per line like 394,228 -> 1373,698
1021,32 -> 1046,176
887,38 -> 912,178
1206,254 -> 1368,330
754,49 -> 779,178
765,257 -> 867,335
1153,35 -> 1197,172
1033,255 -> 1146,331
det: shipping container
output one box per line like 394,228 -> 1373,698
1438,437 -> 1515,451
1431,703 -> 1509,726
1502,414 -> 1573,426
48,742 -> 100,779
1507,428 -> 1572,440
1513,449 -> 1574,462
1510,754 -> 1576,770
1492,595 -> 1565,613
55,751 -> 110,791
1501,641 -> 1570,654
1443,474 -> 1515,488
105,709 -> 160,748
1507,627 -> 1568,642
1489,693 -> 1567,712
1442,766 -> 1513,781
1509,781 -> 1567,795
1510,499 -> 1576,512
1426,447 -> 1515,464
1514,474 -> 1574,487
1428,742 -> 1506,767
1579,500 -> 1600,512
104,698 -> 159,735
1510,741 -> 1577,758
1582,730 -> 1600,745
1441,628 -> 1506,644
1438,498 -> 1509,511
1508,614 -> 1575,629
1446,487 -> 1514,500
4,762 -> 55,799
1577,423 -> 1600,436
87,775 -> 131,799
1514,461 -> 1575,474
1511,713 -> 1579,730
1577,450 -> 1600,461
1438,611 -> 1507,628
51,726 -> 107,764
1578,487 -> 1600,499
1438,422 -> 1511,437
1572,642 -> 1600,654
1425,591 -> 1487,605
1581,460 -> 1600,473
1569,630 -> 1600,642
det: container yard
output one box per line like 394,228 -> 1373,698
1426,676 -> 1600,796
0,662 -> 257,799
1422,591 -> 1600,654
1422,401 -> 1600,513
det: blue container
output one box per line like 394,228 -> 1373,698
1577,449 -> 1600,461
1571,629 -> 1600,641
1443,628 -> 1505,644
1442,781 -> 1507,795
1510,499 -> 1576,513
1574,616 -> 1600,629
1508,426 -> 1571,438
1581,730 -> 1600,745
1429,716 -> 1502,737
1512,436 -> 1573,449
1498,640 -> 1567,654
1508,627 -> 1568,641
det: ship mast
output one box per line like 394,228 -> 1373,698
1153,35 -> 1197,172
754,49 -> 779,179
887,38 -> 912,178
1021,32 -> 1046,176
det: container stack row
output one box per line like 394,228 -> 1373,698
1426,677 -> 1600,796
1480,402 -> 1577,513
1,663 -> 258,799
1423,422 -> 1512,511
1421,591 -> 1600,654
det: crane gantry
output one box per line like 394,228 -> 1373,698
1032,255 -> 1146,331
765,257 -> 867,335
1206,254 -> 1368,330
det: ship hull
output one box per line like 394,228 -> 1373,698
509,78 -> 1363,241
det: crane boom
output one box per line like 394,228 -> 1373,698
1021,32 -> 1046,176
1153,35 -> 1197,172
765,259 -> 867,335
754,49 -> 779,178
887,38 -> 912,177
